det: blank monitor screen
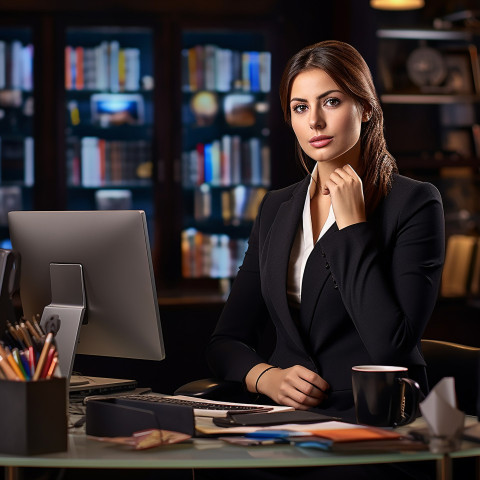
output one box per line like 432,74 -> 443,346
8,210 -> 165,377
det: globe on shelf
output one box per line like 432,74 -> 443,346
406,46 -> 447,87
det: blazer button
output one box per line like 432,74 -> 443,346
325,262 -> 330,269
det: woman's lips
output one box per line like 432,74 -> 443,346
309,135 -> 333,148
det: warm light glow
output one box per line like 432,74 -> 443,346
370,0 -> 424,10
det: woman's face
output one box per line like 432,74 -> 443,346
289,68 -> 364,166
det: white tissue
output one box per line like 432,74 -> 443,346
419,377 -> 465,451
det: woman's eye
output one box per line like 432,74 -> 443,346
325,97 -> 340,107
292,104 -> 308,113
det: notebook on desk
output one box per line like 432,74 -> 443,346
69,375 -> 137,395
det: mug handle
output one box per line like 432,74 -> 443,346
395,377 -> 421,426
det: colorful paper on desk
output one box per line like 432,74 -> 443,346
196,418 -> 401,439
419,377 -> 465,439
92,428 -> 191,450
305,426 -> 401,442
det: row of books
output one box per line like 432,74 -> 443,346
0,41 -> 33,91
181,228 -> 248,278
67,137 -> 152,187
442,234 -> 480,297
182,44 -> 271,93
193,184 -> 266,225
65,42 -> 141,92
0,136 -> 34,186
182,135 -> 270,188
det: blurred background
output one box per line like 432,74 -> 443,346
0,0 -> 479,392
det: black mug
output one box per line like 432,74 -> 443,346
352,365 -> 421,427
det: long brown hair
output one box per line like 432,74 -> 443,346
279,40 -> 397,215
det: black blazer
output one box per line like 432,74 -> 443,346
206,173 -> 445,418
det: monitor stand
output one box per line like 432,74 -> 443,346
40,263 -> 86,381
39,263 -> 137,395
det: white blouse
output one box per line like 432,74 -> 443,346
286,169 -> 335,308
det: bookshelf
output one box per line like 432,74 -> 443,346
180,30 -> 272,280
63,26 -> 156,237
0,26 -> 34,245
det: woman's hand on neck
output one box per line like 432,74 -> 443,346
315,138 -> 361,191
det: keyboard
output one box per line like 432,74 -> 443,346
116,393 -> 274,417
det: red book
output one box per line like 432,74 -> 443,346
65,46 -> 72,89
75,46 -> 84,90
98,138 -> 106,184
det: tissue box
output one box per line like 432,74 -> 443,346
0,378 -> 68,455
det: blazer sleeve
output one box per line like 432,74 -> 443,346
206,194 -> 271,382
318,181 -> 445,365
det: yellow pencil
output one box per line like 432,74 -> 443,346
0,354 -> 21,381
33,332 -> 53,381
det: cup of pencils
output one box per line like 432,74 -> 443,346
0,315 -> 67,455
0,316 -> 58,381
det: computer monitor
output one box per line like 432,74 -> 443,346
7,210 -> 165,380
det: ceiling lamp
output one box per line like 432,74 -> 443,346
370,0 -> 424,10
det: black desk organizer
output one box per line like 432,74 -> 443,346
86,397 -> 196,437
0,378 -> 68,455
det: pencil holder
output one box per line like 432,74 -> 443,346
0,377 -> 68,455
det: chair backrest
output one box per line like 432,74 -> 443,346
421,339 -> 480,416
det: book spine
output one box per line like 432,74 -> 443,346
211,139 -> 221,185
242,52 -> 250,92
195,44 -> 205,91
118,48 -> 126,91
22,44 -> 33,91
259,51 -> 271,93
10,40 -> 22,90
109,41 -> 119,92
23,136 -> 34,186
232,50 -> 242,90
0,41 -> 5,89
95,41 -> 109,91
249,137 -> 261,185
203,143 -> 213,183
196,143 -> 205,185
125,48 -> 140,91
261,144 -> 271,187
75,46 -> 84,90
204,45 -> 216,91
221,134 -> 232,186
65,46 -> 72,89
231,135 -> 242,184
249,51 -> 260,93
188,47 -> 198,92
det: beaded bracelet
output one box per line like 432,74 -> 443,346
255,366 -> 278,394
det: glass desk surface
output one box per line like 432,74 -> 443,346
0,417 -> 479,470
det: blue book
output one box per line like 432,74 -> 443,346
204,143 -> 213,183
249,51 -> 260,92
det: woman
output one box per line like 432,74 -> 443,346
206,40 -> 445,422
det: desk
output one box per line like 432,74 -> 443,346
1,418 -> 479,480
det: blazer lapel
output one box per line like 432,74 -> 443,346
263,177 -> 309,352
300,222 -> 339,334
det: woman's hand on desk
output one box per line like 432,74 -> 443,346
247,364 -> 329,410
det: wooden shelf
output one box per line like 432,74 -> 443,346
381,93 -> 480,104
397,154 -> 480,170
377,28 -> 474,41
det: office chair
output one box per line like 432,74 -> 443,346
176,339 -> 480,417
421,339 -> 480,416
174,377 -> 254,403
